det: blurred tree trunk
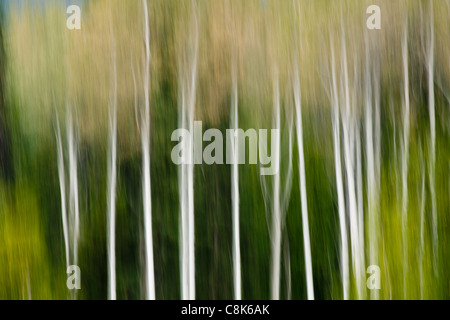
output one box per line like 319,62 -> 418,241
231,60 -> 241,300
142,0 -> 156,301
0,6 -> 13,181
107,35 -> 118,301
293,64 -> 314,300
401,27 -> 410,299
330,43 -> 349,300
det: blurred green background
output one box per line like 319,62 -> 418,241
0,0 -> 448,300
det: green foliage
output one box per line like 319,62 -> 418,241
0,0 -> 448,300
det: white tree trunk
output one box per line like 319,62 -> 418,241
142,0 -> 156,300
68,110 -> 80,269
365,31 -> 379,300
179,83 -> 189,300
330,45 -> 349,300
179,10 -> 199,299
231,62 -> 241,300
56,107 -> 80,300
107,40 -> 118,301
293,65 -> 314,300
341,36 -> 363,299
270,72 -> 281,300
56,115 -> 69,269
187,13 -> 198,300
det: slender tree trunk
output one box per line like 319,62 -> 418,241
401,29 -> 410,300
293,65 -> 314,300
178,9 -> 199,299
187,13 -> 198,300
419,166 -> 426,299
56,115 -> 70,270
355,114 -> 366,300
341,35 -> 363,299
270,71 -> 281,300
56,107 -> 80,300
231,62 -> 241,300
68,110 -> 80,269
365,31 -> 379,300
426,1 -> 438,271
330,44 -> 349,300
179,82 -> 189,300
142,0 -> 156,300
107,39 -> 118,301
